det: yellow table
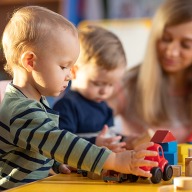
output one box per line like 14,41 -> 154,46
5,173 -> 191,192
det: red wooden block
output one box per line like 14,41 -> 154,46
150,130 -> 176,143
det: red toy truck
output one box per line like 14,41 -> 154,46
102,143 -> 173,184
140,143 -> 173,184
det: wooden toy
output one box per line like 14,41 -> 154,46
102,170 -> 138,183
174,177 -> 192,190
150,130 -> 177,165
102,143 -> 173,184
188,148 -> 192,157
185,157 -> 192,176
140,143 -> 173,184
178,143 -> 192,167
171,165 -> 182,177
150,130 -> 176,143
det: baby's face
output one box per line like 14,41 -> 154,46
32,28 -> 80,97
74,64 -> 125,103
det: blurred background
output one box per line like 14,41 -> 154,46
0,0 -> 164,80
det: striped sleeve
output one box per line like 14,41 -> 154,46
9,100 -> 112,175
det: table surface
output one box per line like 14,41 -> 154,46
5,173 -> 192,192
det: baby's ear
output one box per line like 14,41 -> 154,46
20,51 -> 37,72
71,65 -> 78,79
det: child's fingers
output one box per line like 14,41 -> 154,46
134,150 -> 158,159
106,141 -> 126,152
66,165 -> 77,172
132,159 -> 158,168
99,125 -> 109,137
133,168 -> 152,178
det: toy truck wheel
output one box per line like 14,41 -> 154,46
163,164 -> 173,181
118,177 -> 123,183
82,171 -> 88,177
127,174 -> 139,182
150,167 -> 162,184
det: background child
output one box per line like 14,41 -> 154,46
0,6 -> 158,190
53,25 -> 127,153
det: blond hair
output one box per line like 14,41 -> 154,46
2,6 -> 77,77
76,25 -> 127,70
126,0 -> 192,125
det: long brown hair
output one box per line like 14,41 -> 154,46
127,0 -> 192,125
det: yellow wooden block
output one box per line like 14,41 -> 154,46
178,143 -> 192,154
178,144 -> 192,165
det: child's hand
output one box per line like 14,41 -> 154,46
59,164 -> 77,174
103,142 -> 158,178
95,125 -> 126,153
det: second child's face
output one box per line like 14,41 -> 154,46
157,21 -> 192,74
75,64 -> 125,103
33,28 -> 80,97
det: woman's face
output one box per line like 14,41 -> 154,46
157,21 -> 192,74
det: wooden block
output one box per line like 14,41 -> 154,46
178,144 -> 192,155
164,152 -> 177,165
171,165 -> 182,177
150,130 -> 176,143
185,157 -> 192,176
188,148 -> 192,157
160,141 -> 177,153
174,177 -> 192,190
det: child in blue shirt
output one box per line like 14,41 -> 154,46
53,25 -> 127,152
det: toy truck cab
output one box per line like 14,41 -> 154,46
140,143 -> 173,184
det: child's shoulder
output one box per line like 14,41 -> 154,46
0,85 -> 49,122
53,90 -> 79,110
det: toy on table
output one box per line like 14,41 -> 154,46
150,130 -> 177,165
103,130 -> 174,184
77,169 -> 88,177
102,170 -> 138,183
78,130 -> 173,184
101,142 -> 173,184
140,143 -> 173,184
174,177 -> 192,190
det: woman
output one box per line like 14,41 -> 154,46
108,0 -> 192,147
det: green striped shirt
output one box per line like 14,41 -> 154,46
0,83 -> 111,190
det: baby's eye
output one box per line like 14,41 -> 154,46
60,66 -> 66,70
91,81 -> 101,86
